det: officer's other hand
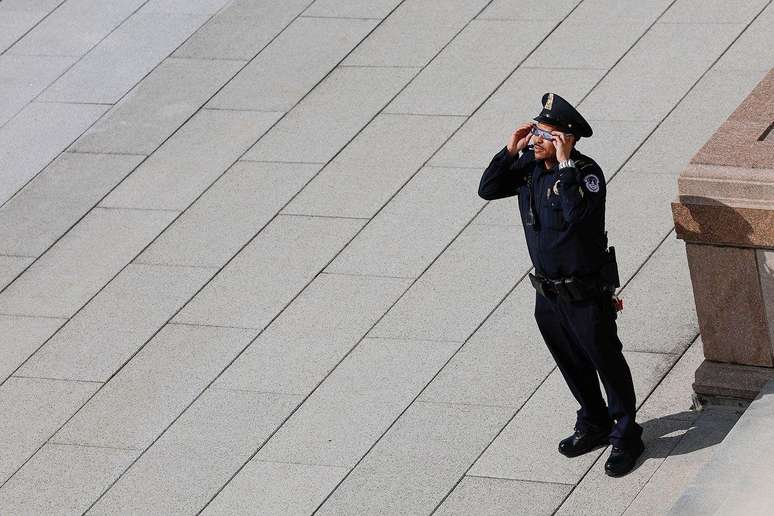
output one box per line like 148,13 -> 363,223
551,131 -> 575,161
507,123 -> 533,156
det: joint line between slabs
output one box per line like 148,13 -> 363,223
465,474 -> 575,487
10,374 -> 103,385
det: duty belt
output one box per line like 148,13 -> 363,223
528,272 -> 611,302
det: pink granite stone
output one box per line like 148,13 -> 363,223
685,243 -> 772,367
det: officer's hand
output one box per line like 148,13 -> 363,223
551,131 -> 575,161
507,123 -> 534,156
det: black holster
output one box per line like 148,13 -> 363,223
599,246 -> 621,290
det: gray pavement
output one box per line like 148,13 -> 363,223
0,0 -> 771,514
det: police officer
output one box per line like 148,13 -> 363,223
478,93 -> 644,477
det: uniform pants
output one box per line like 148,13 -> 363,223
534,290 -> 643,449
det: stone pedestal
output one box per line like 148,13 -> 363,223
672,69 -> 774,402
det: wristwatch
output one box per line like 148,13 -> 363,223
558,159 -> 576,169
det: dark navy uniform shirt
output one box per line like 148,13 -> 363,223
479,146 -> 608,280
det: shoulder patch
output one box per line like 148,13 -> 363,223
583,174 -> 601,193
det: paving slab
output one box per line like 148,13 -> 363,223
174,215 -> 364,329
637,338 -> 704,423
315,400 -> 513,515
140,0 -> 232,15
625,407 -> 741,516
386,19 -> 555,116
136,162 -> 320,267
256,337 -> 459,467
435,476 -> 572,516
303,0 -> 401,18
542,6 -> 684,109
429,67 -> 604,168
243,66 -> 417,164
202,460 -> 348,516
661,0 -> 767,24
52,324 -> 258,450
605,169 -> 679,283
18,263 -> 215,383
89,388 -> 302,515
0,0 -> 64,10
0,55 -> 75,127
208,16 -> 376,112
477,0 -> 579,21
283,113 -> 463,219
569,0 -> 673,21
625,68 -> 768,175
0,256 -> 34,290
0,377 -> 99,485
343,0 -> 489,67
38,12 -> 209,104
100,109 -> 281,210
418,281 -> 555,408
0,101 -> 108,206
173,0 -> 311,60
467,369 -> 581,483
0,315 -> 64,383
0,152 -> 144,257
326,166 -> 485,278
673,458 -> 774,514
0,207 -> 176,318
580,22 -> 746,121
0,443 -> 137,516
215,272 -> 411,394
618,235 -> 698,355
714,4 -> 774,72
72,58 -> 245,155
6,0 -> 146,57
523,17 -> 652,70
468,351 -> 676,485
574,120 -> 655,176
370,224 -> 531,342
0,2 -> 65,54
472,197 -> 521,226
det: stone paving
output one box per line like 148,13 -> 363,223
0,0 -> 772,514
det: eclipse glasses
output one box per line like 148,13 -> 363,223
530,125 -> 556,141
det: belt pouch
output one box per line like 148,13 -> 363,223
529,273 -> 548,298
563,278 -> 585,301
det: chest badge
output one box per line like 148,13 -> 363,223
552,180 -> 560,195
584,174 -> 600,193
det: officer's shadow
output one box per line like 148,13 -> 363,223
630,407 -> 742,470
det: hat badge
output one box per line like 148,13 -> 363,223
544,93 -> 554,111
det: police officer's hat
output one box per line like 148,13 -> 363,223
533,92 -> 593,138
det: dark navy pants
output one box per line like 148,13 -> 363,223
534,290 -> 643,449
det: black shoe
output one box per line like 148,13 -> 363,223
604,442 -> 645,477
558,427 -> 610,458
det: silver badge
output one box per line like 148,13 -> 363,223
584,174 -> 600,193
